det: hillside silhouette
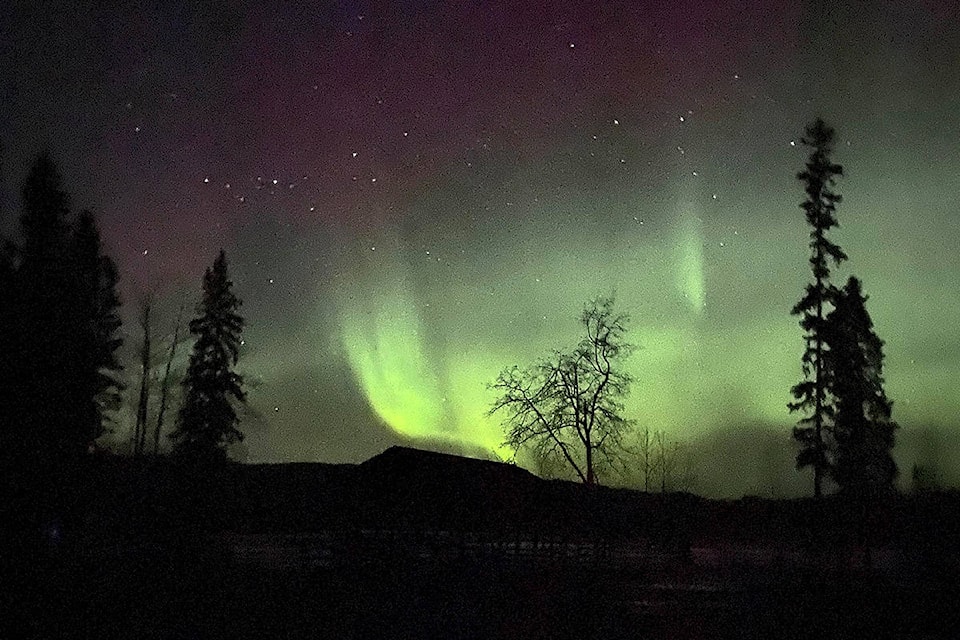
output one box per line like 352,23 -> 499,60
4,447 -> 957,639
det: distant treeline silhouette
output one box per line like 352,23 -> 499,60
0,117 -> 910,565
0,155 -> 124,556
0,154 -> 247,558
488,119 -> 899,500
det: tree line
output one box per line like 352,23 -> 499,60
788,119 -> 897,499
0,154 -> 248,542
0,117 -> 899,511
491,118 -> 898,499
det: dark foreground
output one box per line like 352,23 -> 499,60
6,543 -> 959,640
5,450 -> 960,638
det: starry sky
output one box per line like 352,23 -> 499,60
2,0 -> 960,496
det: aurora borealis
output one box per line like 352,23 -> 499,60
2,1 -> 960,495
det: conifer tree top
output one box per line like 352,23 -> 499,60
172,248 -> 246,460
20,153 -> 72,258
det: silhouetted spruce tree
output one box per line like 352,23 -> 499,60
825,277 -> 897,496
0,236 -> 18,455
15,161 -> 124,458
789,118 -> 847,498
0,156 -> 73,552
16,154 -> 79,469
171,250 -> 245,461
0,155 -> 124,549
0,236 -> 18,542
71,209 -> 124,450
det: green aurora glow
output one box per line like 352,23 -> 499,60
326,133 -> 960,475
9,0 -> 959,496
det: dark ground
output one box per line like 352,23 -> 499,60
6,543 -> 960,640
5,450 -> 960,639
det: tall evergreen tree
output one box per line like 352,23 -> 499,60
0,236 -> 18,451
16,154 -> 77,467
171,250 -> 245,460
0,155 -> 123,554
5,157 -> 124,468
71,209 -> 124,450
826,277 -> 897,496
789,118 -> 847,498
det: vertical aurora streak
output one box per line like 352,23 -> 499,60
5,0 -> 960,493
675,203 -> 706,315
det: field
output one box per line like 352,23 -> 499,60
8,531 -> 960,639
6,449 -> 960,638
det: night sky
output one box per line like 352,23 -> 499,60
2,1 -> 960,495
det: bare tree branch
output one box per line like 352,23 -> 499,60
490,296 -> 633,485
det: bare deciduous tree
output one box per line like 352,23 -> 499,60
631,427 -> 695,493
153,300 -> 186,455
637,426 -> 655,491
132,297 -> 152,457
490,297 -> 633,485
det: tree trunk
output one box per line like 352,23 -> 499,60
153,301 -> 184,455
134,300 -> 151,457
585,436 -> 595,485
814,244 -> 824,499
